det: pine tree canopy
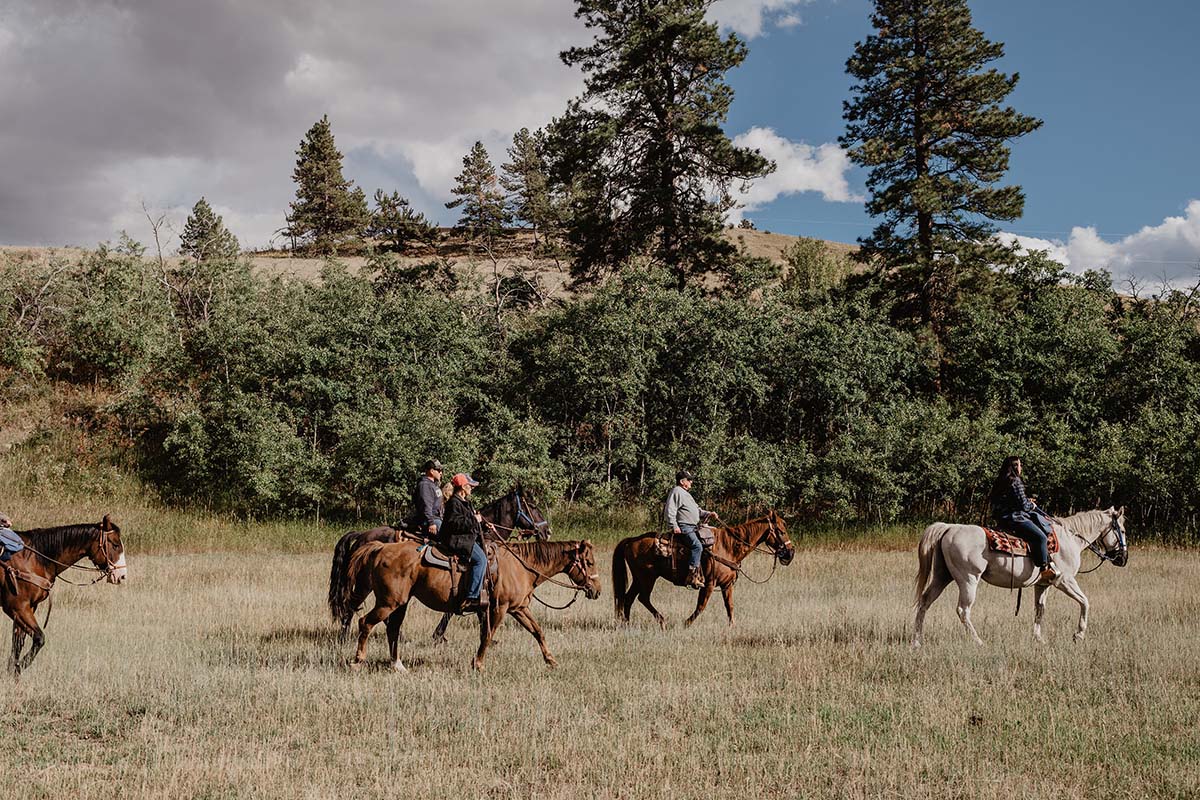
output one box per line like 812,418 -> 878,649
842,0 -> 1042,274
285,115 -> 369,254
546,0 -> 774,289
179,197 -> 239,262
446,141 -> 511,251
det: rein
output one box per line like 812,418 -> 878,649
497,540 -> 596,599
708,515 -> 788,584
1075,516 -> 1127,574
18,526 -> 120,586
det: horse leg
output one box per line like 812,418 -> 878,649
509,607 -> 557,669
619,573 -> 640,623
1055,575 -> 1090,642
432,610 -> 453,645
13,608 -> 44,673
10,625 -> 25,677
720,582 -> 735,626
385,605 -> 409,673
954,575 -> 984,645
684,579 -> 715,627
1032,584 -> 1050,643
351,602 -> 392,668
472,605 -> 507,672
912,573 -> 952,648
636,578 -> 666,630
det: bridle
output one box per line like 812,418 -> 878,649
514,490 -> 551,536
17,524 -> 122,587
1079,514 -> 1127,574
500,540 -> 599,609
711,513 -> 794,584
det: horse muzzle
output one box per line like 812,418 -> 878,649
1111,550 -> 1128,568
107,553 -> 128,583
586,582 -> 602,600
778,546 -> 795,566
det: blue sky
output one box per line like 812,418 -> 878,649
724,0 -> 1200,279
3,0 -> 1196,282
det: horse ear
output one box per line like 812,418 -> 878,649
101,513 -> 113,530
1117,505 -> 1126,516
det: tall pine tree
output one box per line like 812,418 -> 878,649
841,0 -> 1042,334
179,197 -> 239,262
501,128 -> 562,253
446,141 -> 511,256
285,115 -> 369,254
547,0 -> 773,289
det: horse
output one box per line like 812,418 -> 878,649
911,506 -> 1128,647
1,515 -> 127,676
326,486 -> 551,638
344,538 -> 601,672
612,510 -> 795,629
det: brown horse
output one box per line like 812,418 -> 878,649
345,539 -> 600,672
612,511 -> 795,629
1,515 -> 127,677
326,486 -> 551,638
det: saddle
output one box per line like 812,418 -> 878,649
654,527 -> 716,586
985,525 -> 1060,557
418,541 -> 500,606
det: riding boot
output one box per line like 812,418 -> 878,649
1038,561 -> 1060,582
686,566 -> 704,590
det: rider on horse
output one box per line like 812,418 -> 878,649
405,459 -> 445,537
663,470 -> 719,589
989,456 -> 1059,582
440,473 -> 495,613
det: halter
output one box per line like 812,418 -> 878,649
710,513 -> 794,584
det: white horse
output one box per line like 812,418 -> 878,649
912,507 -> 1128,646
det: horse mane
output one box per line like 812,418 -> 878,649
1056,508 -> 1110,539
16,523 -> 100,565
507,539 -> 575,567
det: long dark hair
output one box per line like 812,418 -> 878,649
989,456 -> 1022,506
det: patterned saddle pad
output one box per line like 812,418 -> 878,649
985,525 -> 1060,556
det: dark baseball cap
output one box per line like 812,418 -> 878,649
676,469 -> 694,482
423,459 -> 444,472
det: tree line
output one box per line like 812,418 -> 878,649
3,0 -> 1198,536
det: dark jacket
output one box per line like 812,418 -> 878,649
991,476 -> 1036,523
407,476 -> 444,531
440,494 -> 482,557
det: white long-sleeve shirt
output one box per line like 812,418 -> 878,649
663,485 -> 707,529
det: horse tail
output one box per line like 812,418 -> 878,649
328,530 -> 363,623
914,522 -> 951,606
612,537 -> 632,618
346,541 -> 387,593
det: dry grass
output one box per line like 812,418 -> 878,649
1,539 -> 1197,799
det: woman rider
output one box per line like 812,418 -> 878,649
989,456 -> 1059,582
440,473 -> 495,613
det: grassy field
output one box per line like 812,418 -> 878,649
2,532 -> 1197,799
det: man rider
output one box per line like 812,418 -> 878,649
440,473 -> 494,613
0,514 -> 22,563
405,459 -> 445,537
663,470 -> 718,589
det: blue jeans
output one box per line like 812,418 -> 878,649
677,524 -> 702,570
464,542 -> 486,600
1001,514 -> 1049,568
0,527 -> 22,562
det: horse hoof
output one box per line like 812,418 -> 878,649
545,658 -> 559,669
1073,633 -> 1085,643
391,662 -> 408,673
471,659 -> 484,672
347,660 -> 364,671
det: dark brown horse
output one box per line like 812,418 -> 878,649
345,539 -> 600,672
612,511 -> 795,629
1,515 -> 127,676
326,486 -> 551,637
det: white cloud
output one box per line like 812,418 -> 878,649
709,0 -> 812,38
1001,200 -> 1200,285
728,127 -> 859,222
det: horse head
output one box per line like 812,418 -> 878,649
512,486 -> 552,540
566,540 -> 602,599
1100,506 -> 1129,567
764,510 -> 795,565
90,514 -> 128,584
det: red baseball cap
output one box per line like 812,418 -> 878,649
451,473 -> 480,488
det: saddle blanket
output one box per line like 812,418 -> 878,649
654,527 -> 715,557
984,525 -> 1060,556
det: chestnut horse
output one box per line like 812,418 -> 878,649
345,539 -> 600,672
326,486 -> 551,637
612,510 -> 795,629
1,515 -> 127,676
